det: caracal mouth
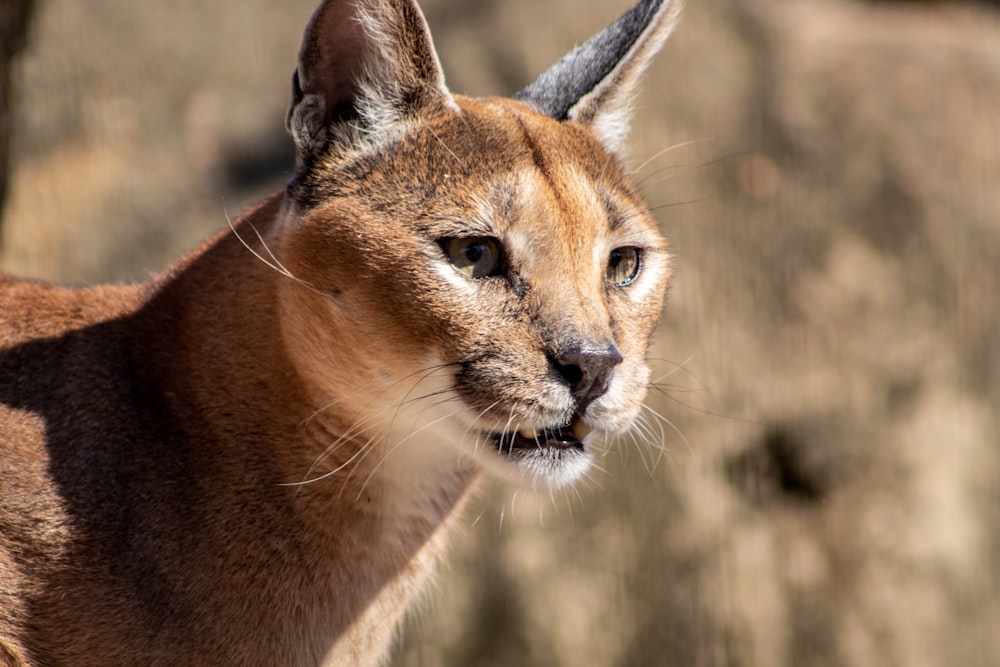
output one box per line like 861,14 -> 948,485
457,408 -> 596,489
493,417 -> 593,456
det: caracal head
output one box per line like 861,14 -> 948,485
274,0 -> 681,490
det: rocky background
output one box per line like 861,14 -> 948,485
3,0 -> 999,665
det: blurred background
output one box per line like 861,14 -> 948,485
2,0 -> 999,665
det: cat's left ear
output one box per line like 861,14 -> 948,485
515,0 -> 683,155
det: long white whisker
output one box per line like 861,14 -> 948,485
278,435 -> 373,487
224,207 -> 330,298
293,363 -> 462,488
641,402 -> 693,458
633,137 -> 715,174
460,400 -> 504,452
225,210 -> 296,281
356,408 -> 466,501
648,356 -> 695,386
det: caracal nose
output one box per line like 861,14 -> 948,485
552,342 -> 624,412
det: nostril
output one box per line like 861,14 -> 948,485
557,362 -> 585,386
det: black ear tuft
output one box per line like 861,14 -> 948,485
515,0 -> 682,152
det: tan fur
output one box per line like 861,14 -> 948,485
0,1 -> 679,664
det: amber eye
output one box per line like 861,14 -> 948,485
607,247 -> 641,287
441,237 -> 503,280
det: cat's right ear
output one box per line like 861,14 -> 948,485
286,0 -> 452,167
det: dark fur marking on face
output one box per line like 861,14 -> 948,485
508,112 -> 580,225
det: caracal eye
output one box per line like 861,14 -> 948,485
607,247 -> 642,287
441,237 -> 503,280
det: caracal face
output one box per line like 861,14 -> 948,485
279,95 -> 670,490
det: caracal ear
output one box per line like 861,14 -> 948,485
515,0 -> 683,156
285,0 -> 452,166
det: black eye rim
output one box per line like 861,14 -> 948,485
438,236 -> 505,280
608,246 -> 643,287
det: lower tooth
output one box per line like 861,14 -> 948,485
516,425 -> 590,440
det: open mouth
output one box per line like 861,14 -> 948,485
496,418 -> 593,453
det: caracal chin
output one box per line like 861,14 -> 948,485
0,0 -> 681,664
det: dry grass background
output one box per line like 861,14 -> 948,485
3,0 -> 1000,665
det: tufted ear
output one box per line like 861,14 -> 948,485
285,0 -> 452,167
515,0 -> 683,155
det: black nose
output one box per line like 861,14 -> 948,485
552,343 -> 624,412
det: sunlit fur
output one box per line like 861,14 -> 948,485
0,0 -> 681,665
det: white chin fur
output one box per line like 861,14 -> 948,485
467,442 -> 593,491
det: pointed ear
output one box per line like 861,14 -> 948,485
285,0 -> 451,165
515,0 -> 683,155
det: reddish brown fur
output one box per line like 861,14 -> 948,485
0,1 -> 679,664
0,192 -> 479,665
